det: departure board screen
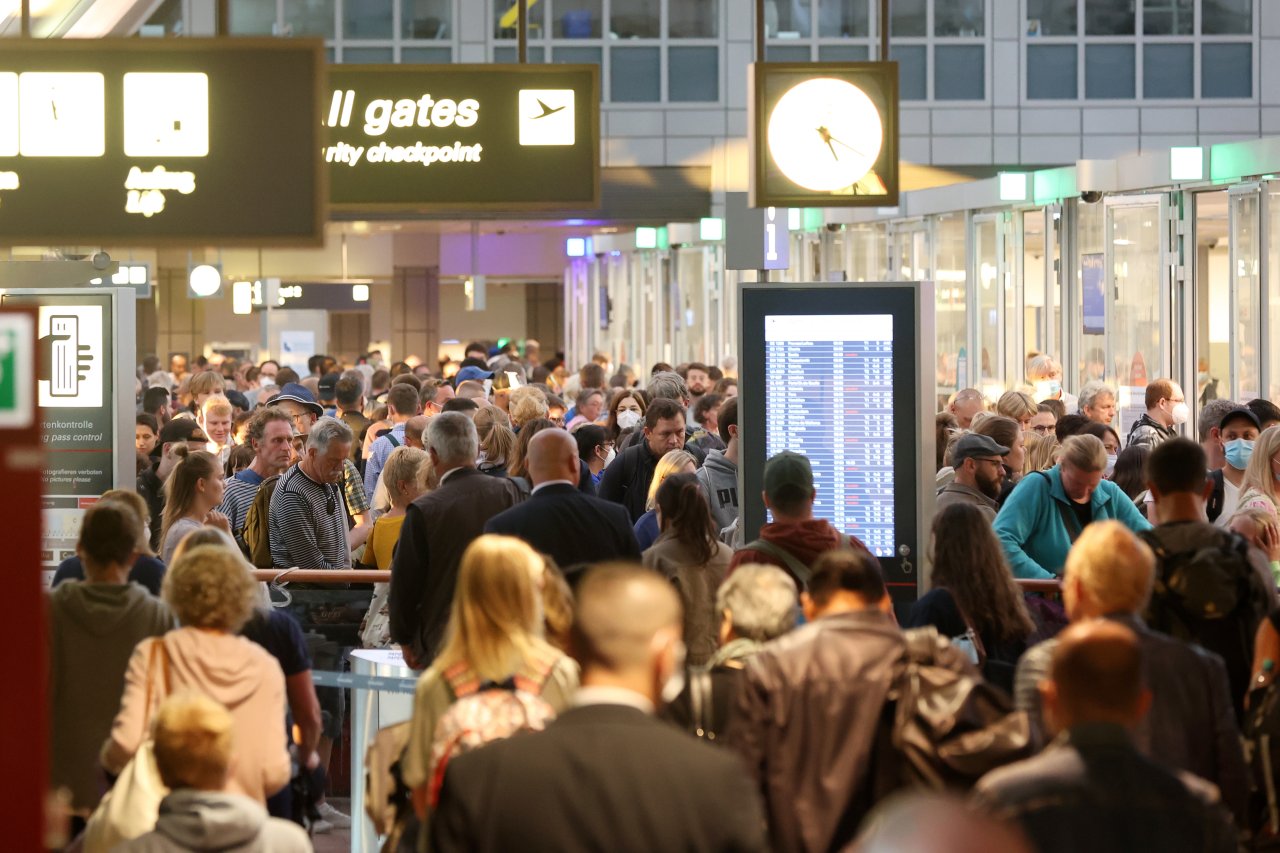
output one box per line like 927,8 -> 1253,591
764,313 -> 895,556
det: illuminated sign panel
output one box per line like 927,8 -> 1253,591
750,62 -> 899,208
0,39 -> 324,246
327,65 -> 600,211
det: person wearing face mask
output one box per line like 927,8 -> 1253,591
1235,425 -> 1280,517
431,564 -> 766,853
1212,408 -> 1263,528
608,389 -> 647,443
994,435 -> 1152,579
1027,354 -> 1079,413
1127,379 -> 1188,451
575,424 -> 614,486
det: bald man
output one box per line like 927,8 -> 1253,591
431,565 -> 767,852
484,429 -> 639,576
975,621 -> 1238,853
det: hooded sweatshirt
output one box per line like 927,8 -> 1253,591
48,581 -> 175,812
729,519 -> 869,587
113,790 -> 311,853
102,629 -> 291,803
695,448 -> 739,532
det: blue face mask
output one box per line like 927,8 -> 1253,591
1224,438 -> 1255,470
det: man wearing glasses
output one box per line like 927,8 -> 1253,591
1126,379 -> 1188,451
936,434 -> 1010,522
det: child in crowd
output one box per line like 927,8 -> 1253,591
359,446 -> 429,648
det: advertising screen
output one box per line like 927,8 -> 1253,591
741,283 -> 934,604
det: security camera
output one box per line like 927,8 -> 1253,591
1080,191 -> 1103,204
91,251 -> 112,270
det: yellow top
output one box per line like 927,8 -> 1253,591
367,514 -> 406,571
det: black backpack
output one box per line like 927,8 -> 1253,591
1207,469 -> 1226,523
1141,528 -> 1269,711
1244,665 -> 1280,845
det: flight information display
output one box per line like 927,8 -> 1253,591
764,313 -> 895,556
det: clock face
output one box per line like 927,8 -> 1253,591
766,77 -> 883,193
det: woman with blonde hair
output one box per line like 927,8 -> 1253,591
102,544 -> 291,804
360,446 -> 429,648
1237,425 -> 1280,517
475,405 -> 517,478
996,390 -> 1038,432
159,448 -> 233,564
633,448 -> 698,550
1023,432 -> 1061,476
401,534 -> 579,817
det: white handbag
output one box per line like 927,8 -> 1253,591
82,639 -> 172,853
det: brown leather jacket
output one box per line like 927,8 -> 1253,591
725,609 -> 905,853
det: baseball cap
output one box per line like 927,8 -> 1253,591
1219,406 -> 1261,432
154,417 -> 207,456
224,389 -> 250,412
317,371 -> 341,401
951,433 -> 1010,465
763,451 -> 814,502
269,382 -> 324,417
455,365 -> 495,384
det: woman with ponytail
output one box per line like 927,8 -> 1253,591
642,472 -> 733,665
159,447 -> 233,564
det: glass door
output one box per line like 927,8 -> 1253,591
1193,190 -> 1231,408
564,259 -> 591,370
1267,181 -> 1280,401
973,212 -> 1009,399
1230,185 -> 1262,402
931,214 -> 966,407
1105,194 -> 1170,435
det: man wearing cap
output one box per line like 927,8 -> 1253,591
317,372 -> 342,417
937,434 -> 1009,522
454,364 -> 494,388
729,450 -> 870,588
1212,406 -> 1261,528
268,382 -> 373,550
137,418 -> 207,552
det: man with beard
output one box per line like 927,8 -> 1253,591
936,433 -> 1009,522
683,361 -> 712,421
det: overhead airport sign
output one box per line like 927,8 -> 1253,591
327,65 -> 600,212
0,39 -> 325,246
750,62 -> 899,208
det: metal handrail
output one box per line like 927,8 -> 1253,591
250,569 -> 391,584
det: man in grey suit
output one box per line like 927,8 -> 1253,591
389,412 -> 523,667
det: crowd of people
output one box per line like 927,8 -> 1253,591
44,342 -> 1280,852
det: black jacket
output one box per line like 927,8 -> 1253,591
484,483 -> 640,576
431,703 -> 768,853
137,464 -> 165,553
1013,613 -> 1249,824
388,467 -> 524,664
597,440 -> 660,522
975,723 -> 1237,853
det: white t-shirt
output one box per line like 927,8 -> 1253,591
1215,476 -> 1241,528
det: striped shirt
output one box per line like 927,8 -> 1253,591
268,463 -> 350,569
218,468 -> 266,539
363,422 -> 406,496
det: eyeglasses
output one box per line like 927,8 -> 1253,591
288,412 -> 312,424
970,457 -> 1006,466
1030,425 -> 1055,434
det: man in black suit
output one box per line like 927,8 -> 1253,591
389,412 -> 523,667
975,621 -> 1237,853
485,429 -> 640,573
431,564 -> 768,853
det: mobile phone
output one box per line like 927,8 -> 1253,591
50,315 -> 78,397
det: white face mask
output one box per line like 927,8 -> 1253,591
598,446 -> 616,467
616,409 -> 643,431
1171,402 -> 1190,425
1104,454 -> 1117,477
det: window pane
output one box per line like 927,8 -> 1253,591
401,47 -> 452,62
1110,204 -> 1164,397
765,44 -> 811,62
494,0 -> 547,38
494,46 -> 547,62
1143,43 -> 1193,98
552,46 -> 601,64
935,45 -> 984,100
1202,43 -> 1252,98
935,0 -> 984,36
344,0 -> 392,37
933,215 -> 967,399
610,0 -> 658,38
1084,0 -> 1133,34
1085,44 -> 1135,99
1203,0 -> 1252,35
1026,0 -> 1076,36
891,44 -> 927,100
552,0 -> 602,37
670,0 -> 718,37
1143,0 -> 1191,34
818,44 -> 870,62
1027,44 -> 1077,99
817,0 -> 869,38
342,47 -> 394,63
892,0 -> 926,36
1232,192 -> 1262,400
402,0 -> 451,38
1267,184 -> 1280,400
230,0 -> 275,34
141,0 -> 185,37
284,0 -> 335,37
669,46 -> 718,101
611,46 -> 660,101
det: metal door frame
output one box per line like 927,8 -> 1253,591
1228,183 -> 1263,401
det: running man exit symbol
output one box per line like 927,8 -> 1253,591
518,89 -> 575,146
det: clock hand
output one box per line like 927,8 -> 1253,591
826,133 -> 869,159
815,126 -> 839,161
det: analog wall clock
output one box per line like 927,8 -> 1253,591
750,62 -> 899,208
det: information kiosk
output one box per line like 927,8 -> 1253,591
739,281 -> 936,604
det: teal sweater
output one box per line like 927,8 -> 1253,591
993,466 -> 1152,579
